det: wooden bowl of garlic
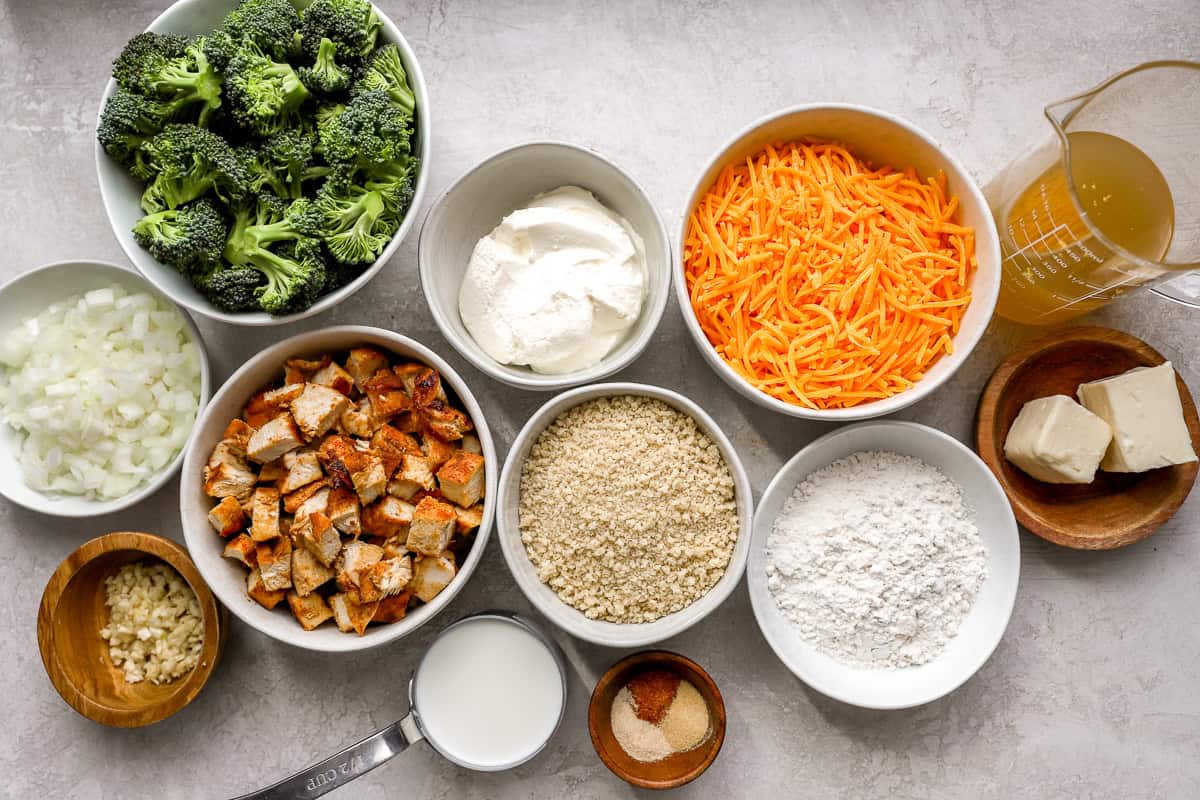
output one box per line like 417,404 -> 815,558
588,650 -> 726,790
37,531 -> 224,727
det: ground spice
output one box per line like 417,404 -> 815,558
627,669 -> 680,724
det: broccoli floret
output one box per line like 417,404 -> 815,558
317,90 -> 411,172
198,266 -> 267,312
306,177 -> 397,265
132,197 -> 227,275
299,0 -> 381,62
246,129 -> 330,199
139,124 -> 249,212
97,89 -> 190,179
298,37 -> 352,96
362,154 -> 418,216
224,196 -> 327,314
219,0 -> 300,62
112,34 -> 222,126
225,41 -> 311,137
355,44 -> 415,114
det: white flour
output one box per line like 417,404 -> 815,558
766,451 -> 987,668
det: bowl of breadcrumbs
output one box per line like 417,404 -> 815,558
497,383 -> 752,647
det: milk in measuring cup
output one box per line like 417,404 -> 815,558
413,616 -> 564,769
995,131 -> 1175,325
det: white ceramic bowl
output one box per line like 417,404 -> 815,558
94,0 -> 431,327
180,326 -> 497,652
418,142 -> 671,391
674,105 -> 1001,420
0,260 -> 211,517
748,421 -> 1020,709
497,382 -> 753,647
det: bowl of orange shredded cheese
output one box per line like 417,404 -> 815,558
676,105 -> 1000,420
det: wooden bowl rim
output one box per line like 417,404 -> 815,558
975,326 -> 1199,549
587,650 -> 726,790
36,531 -> 223,727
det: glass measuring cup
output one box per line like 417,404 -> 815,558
986,61 -> 1200,325
232,612 -> 568,799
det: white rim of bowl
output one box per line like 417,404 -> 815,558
672,103 -> 1001,421
93,0 -> 432,327
0,259 -> 212,517
496,381 -> 754,647
417,140 -> 672,391
179,325 -> 496,652
747,420 -> 1021,709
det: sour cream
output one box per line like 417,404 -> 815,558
458,186 -> 646,374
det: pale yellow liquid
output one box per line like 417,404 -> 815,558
995,131 -> 1175,325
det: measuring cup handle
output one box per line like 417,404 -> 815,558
229,714 -> 422,800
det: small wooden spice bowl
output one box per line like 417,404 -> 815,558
588,650 -> 726,790
37,532 -> 225,727
976,326 -> 1200,550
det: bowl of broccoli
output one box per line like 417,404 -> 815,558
95,0 -> 430,325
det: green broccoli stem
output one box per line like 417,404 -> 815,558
327,188 -> 385,234
153,57 -> 222,125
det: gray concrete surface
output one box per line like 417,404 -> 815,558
3,0 -> 1199,797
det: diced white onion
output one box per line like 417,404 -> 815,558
0,284 -> 201,500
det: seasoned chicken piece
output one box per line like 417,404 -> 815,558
350,453 -> 387,505
407,497 -> 457,556
221,419 -> 255,455
293,511 -> 342,568
283,355 -> 330,385
454,503 -> 484,535
284,479 -> 327,515
421,400 -> 473,442
389,454 -> 436,500
294,486 -> 330,521
247,568 -> 286,609
371,589 -> 414,624
371,425 -> 422,476
246,414 -> 304,463
362,496 -> 416,538
358,556 -> 413,603
420,434 -> 455,472
222,533 -> 258,568
363,369 -> 412,419
437,451 -> 485,508
244,383 -> 305,428
460,434 -> 482,455
329,590 -> 380,635
286,591 -> 334,631
292,546 -> 335,596
344,347 -> 390,392
326,486 -> 361,536
409,366 -> 443,409
203,444 -> 257,502
256,536 -> 292,591
258,458 -> 286,484
381,536 -> 408,560
250,486 -> 282,542
411,552 -> 457,603
279,448 -> 323,494
336,541 -> 384,590
291,383 -> 351,441
208,495 -> 246,537
391,410 -> 421,434
310,361 -> 354,396
340,397 -> 382,438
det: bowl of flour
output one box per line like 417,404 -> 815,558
747,421 -> 1019,709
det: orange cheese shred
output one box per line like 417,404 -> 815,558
683,140 -> 976,409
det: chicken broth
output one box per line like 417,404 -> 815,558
412,616 -> 564,769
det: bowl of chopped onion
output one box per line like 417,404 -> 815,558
0,260 -> 211,517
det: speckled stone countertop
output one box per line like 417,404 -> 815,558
3,1 -> 1198,797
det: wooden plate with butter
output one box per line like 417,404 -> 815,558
976,327 -> 1199,550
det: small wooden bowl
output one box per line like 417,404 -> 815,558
37,532 -> 225,727
588,651 -> 726,790
976,327 -> 1200,549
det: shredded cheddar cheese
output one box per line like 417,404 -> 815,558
683,141 -> 976,409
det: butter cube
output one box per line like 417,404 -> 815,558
1077,362 -> 1197,473
1003,395 -> 1112,483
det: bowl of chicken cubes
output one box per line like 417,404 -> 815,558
180,326 -> 493,651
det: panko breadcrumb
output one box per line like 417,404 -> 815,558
99,562 -> 204,685
518,395 -> 738,623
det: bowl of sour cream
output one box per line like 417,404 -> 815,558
418,142 -> 671,390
